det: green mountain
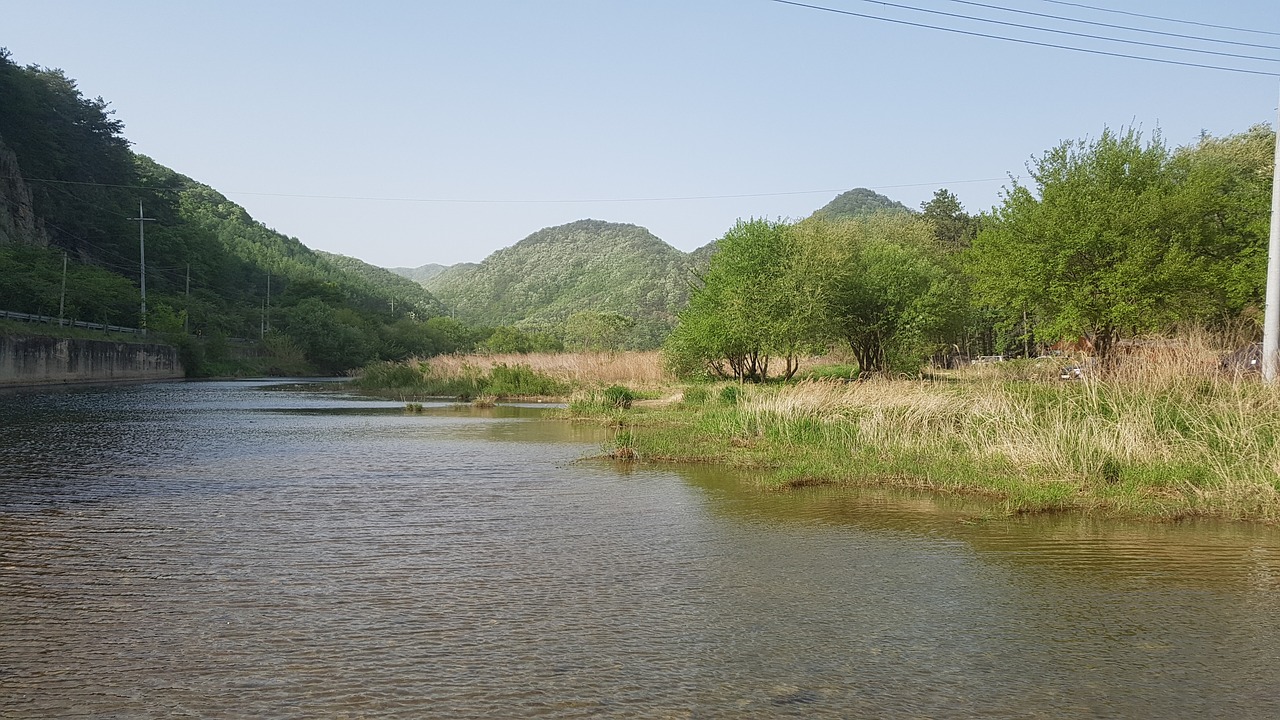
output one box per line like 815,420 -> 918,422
812,187 -> 912,220
422,219 -> 702,348
0,49 -> 457,373
389,262 -> 456,285
318,252 -> 445,316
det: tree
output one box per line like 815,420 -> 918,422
479,325 -> 562,354
797,215 -> 961,373
919,188 -> 977,250
282,298 -> 373,373
665,219 -> 826,381
564,310 -> 634,352
967,127 -> 1211,358
1169,124 -> 1275,323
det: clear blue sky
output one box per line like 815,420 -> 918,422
5,0 -> 1277,267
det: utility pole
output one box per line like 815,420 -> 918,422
184,264 -> 190,334
58,252 -> 67,325
1264,85 -> 1280,384
265,273 -> 271,334
130,201 -> 156,334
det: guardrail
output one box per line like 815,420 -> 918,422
0,309 -> 143,335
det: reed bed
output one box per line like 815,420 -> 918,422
424,350 -> 671,389
349,350 -> 671,398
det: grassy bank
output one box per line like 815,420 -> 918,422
355,346 -> 1280,520
567,344 -> 1279,521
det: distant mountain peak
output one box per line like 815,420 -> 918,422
812,188 -> 912,220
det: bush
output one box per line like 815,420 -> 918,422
603,384 -> 636,409
681,385 -> 710,406
485,363 -> 569,396
719,385 -> 741,405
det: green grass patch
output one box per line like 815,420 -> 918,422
351,359 -> 568,399
561,377 -> 1280,522
797,363 -> 860,382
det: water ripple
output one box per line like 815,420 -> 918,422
2,380 -> 1279,718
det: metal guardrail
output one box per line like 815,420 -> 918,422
0,309 -> 143,335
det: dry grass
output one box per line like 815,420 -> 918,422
424,350 -> 672,390
653,331 -> 1280,519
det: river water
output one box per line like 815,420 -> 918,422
1,379 -> 1279,718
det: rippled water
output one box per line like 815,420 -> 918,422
2,379 -> 1279,718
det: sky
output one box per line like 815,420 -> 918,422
4,0 -> 1278,268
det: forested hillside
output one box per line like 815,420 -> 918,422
811,187 -> 912,220
0,49 -> 464,373
422,219 -> 703,348
389,262 -> 455,285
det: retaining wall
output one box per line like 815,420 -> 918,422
0,335 -> 184,387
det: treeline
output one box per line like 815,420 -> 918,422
0,49 -> 471,374
667,125 -> 1275,379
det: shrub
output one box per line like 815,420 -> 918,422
681,385 -> 710,406
719,385 -> 741,405
485,363 -> 568,397
603,384 -> 636,409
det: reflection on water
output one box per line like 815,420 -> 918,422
1,379 -> 1278,718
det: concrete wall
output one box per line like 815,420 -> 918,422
0,335 -> 184,387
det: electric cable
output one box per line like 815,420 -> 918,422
767,0 -> 1280,76
943,0 -> 1280,51
1036,0 -> 1280,38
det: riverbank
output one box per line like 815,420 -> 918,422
349,349 -> 1280,521
0,334 -> 184,387
567,371 -> 1280,522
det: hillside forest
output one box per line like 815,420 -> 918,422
1,48 -> 1275,378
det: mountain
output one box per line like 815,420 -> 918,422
0,49 -> 454,373
423,219 -> 702,348
389,262 -> 454,285
319,252 -> 445,316
811,188 -> 912,220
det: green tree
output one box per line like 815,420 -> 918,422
1169,124 -> 1276,323
967,127 -> 1211,358
797,215 -> 961,373
919,188 -> 977,250
282,298 -> 373,373
665,219 -> 826,381
564,310 -> 635,351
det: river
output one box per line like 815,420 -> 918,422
1,379 -> 1278,718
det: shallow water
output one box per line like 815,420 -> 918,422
2,379 -> 1278,718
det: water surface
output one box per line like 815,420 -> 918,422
2,380 -> 1278,717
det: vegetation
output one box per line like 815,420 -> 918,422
664,125 -> 1273,381
556,343 -> 1280,521
0,49 -> 464,376
969,128 -> 1264,359
353,350 -> 672,396
421,219 -> 709,349
387,262 -> 455,285
810,187 -> 912,221
666,214 -> 961,379
350,359 -> 568,399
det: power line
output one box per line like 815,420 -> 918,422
1037,0 -> 1280,39
19,175 -> 1015,204
850,0 -> 1280,64
943,0 -> 1280,52
767,0 -> 1280,77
